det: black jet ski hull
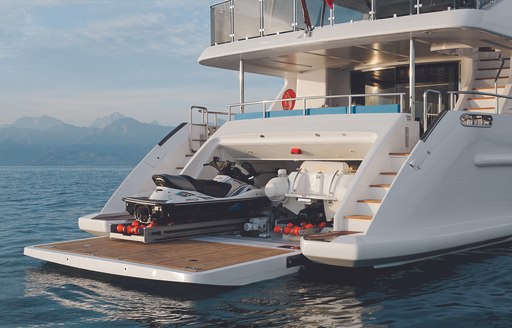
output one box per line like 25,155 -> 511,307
124,196 -> 270,224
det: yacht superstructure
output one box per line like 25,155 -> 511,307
25,0 -> 512,285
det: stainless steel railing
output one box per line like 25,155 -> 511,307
188,87 -> 511,150
211,0 -> 499,45
227,92 -> 406,118
189,106 -> 231,152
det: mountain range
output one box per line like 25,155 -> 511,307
0,113 -> 174,166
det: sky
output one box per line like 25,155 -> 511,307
0,0 -> 282,127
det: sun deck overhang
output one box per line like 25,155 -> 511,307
199,8 -> 512,76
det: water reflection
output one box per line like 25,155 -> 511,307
25,264 -> 209,326
25,264 -> 371,327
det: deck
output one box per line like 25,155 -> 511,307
35,237 -> 295,273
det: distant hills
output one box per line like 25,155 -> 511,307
0,113 -> 174,166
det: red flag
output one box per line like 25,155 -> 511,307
325,0 -> 333,9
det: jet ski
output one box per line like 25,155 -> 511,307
123,158 -> 270,225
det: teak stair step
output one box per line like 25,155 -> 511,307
344,215 -> 373,220
370,183 -> 391,188
466,107 -> 495,111
389,152 -> 410,156
380,172 -> 398,175
473,86 -> 505,90
357,199 -> 382,204
469,97 -> 494,100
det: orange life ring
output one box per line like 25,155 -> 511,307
281,89 -> 296,110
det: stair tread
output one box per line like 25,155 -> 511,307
370,183 -> 391,188
468,97 -> 495,100
389,152 -> 410,156
344,215 -> 373,220
357,199 -> 382,203
473,86 -> 505,90
466,107 -> 495,111
380,172 -> 398,175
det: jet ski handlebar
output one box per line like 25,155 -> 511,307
204,158 -> 259,185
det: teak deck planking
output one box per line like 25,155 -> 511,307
37,237 -> 294,272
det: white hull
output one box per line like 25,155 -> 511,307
302,111 -> 512,267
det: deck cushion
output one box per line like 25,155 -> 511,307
351,104 -> 401,114
307,106 -> 348,115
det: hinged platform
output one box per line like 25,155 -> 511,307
24,236 -> 303,286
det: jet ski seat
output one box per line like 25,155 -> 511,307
152,174 -> 232,198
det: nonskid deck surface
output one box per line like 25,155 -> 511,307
35,237 -> 294,272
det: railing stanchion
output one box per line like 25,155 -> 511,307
259,0 -> 264,37
423,89 -> 442,133
370,0 -> 375,20
293,0 -> 297,31
230,0 -> 235,42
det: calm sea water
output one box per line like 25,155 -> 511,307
2,166 -> 512,327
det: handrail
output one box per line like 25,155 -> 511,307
189,106 -> 231,152
227,92 -> 406,118
494,53 -> 506,110
448,91 -> 512,114
422,89 -> 443,133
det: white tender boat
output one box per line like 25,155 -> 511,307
25,0 -> 512,285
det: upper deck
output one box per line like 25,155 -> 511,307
199,0 -> 510,75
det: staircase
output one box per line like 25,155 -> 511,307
467,50 -> 510,113
342,152 -> 409,232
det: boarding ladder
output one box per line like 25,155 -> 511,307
188,106 -> 231,153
